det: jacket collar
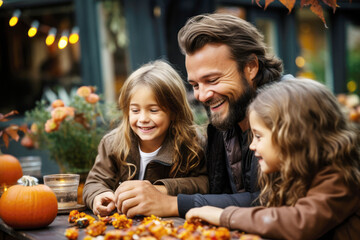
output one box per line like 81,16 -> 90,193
129,134 -> 174,166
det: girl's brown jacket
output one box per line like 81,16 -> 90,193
83,129 -> 208,211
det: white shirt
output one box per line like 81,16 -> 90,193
138,146 -> 161,180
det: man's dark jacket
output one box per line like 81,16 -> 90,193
177,123 -> 259,217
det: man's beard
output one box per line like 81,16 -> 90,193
205,79 -> 255,131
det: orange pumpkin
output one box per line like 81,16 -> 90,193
0,154 -> 23,185
0,176 -> 58,229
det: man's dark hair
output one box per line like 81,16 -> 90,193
178,13 -> 283,89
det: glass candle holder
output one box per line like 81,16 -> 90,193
43,174 -> 80,209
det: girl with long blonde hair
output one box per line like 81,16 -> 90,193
84,60 -> 207,217
186,78 -> 360,240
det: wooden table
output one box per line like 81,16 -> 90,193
0,209 -> 185,240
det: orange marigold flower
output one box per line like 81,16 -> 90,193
64,227 -> 78,240
65,107 -> 75,117
86,93 -> 100,104
77,86 -> 92,98
51,99 -> 65,109
45,119 -> 59,133
85,221 -> 107,237
30,123 -> 38,134
51,107 -> 69,123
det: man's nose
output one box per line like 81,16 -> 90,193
196,85 -> 213,103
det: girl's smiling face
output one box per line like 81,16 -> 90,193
129,85 -> 171,153
249,110 -> 281,174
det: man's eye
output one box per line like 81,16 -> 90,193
209,77 -> 219,83
192,84 -> 199,90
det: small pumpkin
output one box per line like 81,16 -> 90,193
0,175 -> 58,229
0,154 -> 23,185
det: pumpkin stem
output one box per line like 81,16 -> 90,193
19,175 -> 39,186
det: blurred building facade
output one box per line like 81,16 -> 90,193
0,0 -> 359,173
1,0 -> 359,114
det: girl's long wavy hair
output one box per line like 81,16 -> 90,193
248,78 -> 360,207
178,13 -> 283,89
110,60 -> 203,179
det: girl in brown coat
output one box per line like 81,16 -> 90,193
84,60 -> 207,217
186,78 -> 360,240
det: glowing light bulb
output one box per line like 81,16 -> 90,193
9,10 -> 21,27
28,21 -> 39,37
0,1 -> 4,7
9,17 -> 18,27
295,56 -> 306,68
347,81 -> 357,93
69,26 -> 79,44
58,31 -> 69,49
46,35 -> 55,46
58,36 -> 68,49
46,28 -> 57,46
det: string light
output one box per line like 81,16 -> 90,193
46,27 -> 57,46
28,20 -> 39,37
58,30 -> 69,49
69,26 -> 79,44
295,56 -> 306,68
5,6 -> 80,47
0,1 -> 4,7
9,9 -> 21,27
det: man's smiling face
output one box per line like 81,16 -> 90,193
186,43 -> 254,130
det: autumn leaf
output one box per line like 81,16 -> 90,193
74,113 -> 91,130
254,0 -> 264,8
264,0 -> 275,9
2,133 -> 9,148
322,0 -> 338,13
5,125 -> 21,141
0,110 -> 19,122
3,124 -> 28,142
301,0 -> 327,27
19,124 -> 28,133
0,110 -> 28,148
279,0 -> 296,12
256,0 -> 347,27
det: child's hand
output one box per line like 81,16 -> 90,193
93,191 -> 116,217
185,206 -> 223,226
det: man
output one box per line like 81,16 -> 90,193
113,13 -> 283,218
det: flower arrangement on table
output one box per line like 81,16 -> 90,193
24,86 -> 120,174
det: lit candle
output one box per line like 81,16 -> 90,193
43,174 -> 80,209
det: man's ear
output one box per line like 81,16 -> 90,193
244,54 -> 259,85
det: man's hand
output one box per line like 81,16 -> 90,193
114,180 -> 178,218
92,191 -> 116,216
185,206 -> 223,226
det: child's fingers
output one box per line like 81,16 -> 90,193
93,192 -> 116,216
185,208 -> 199,221
100,200 -> 115,216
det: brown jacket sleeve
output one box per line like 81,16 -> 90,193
82,131 -> 124,210
220,167 -> 360,240
154,160 -> 208,195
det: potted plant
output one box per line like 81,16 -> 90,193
24,86 -> 120,175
